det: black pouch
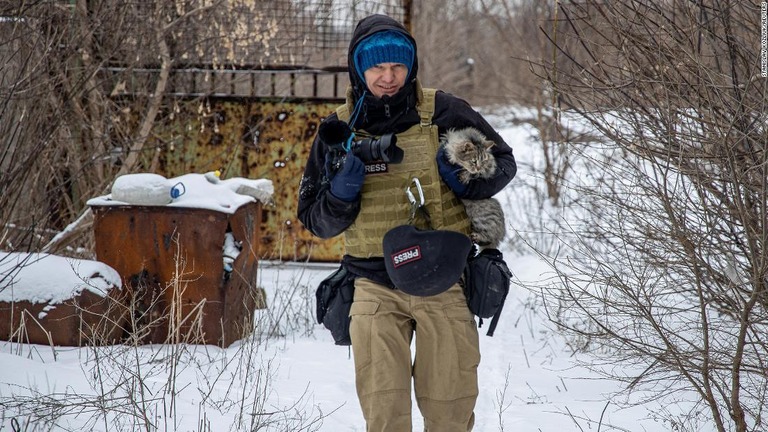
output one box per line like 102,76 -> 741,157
315,265 -> 355,346
463,248 -> 513,336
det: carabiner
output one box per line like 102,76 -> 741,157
405,177 -> 425,207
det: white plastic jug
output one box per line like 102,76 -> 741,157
111,173 -> 173,205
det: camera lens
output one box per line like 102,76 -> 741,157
351,134 -> 402,163
353,139 -> 376,162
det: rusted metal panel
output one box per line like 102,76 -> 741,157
91,202 -> 264,347
0,290 -> 125,346
152,97 -> 345,262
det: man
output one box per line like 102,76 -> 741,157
297,14 -> 516,432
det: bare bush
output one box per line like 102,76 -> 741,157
532,2 -> 767,431
0,254 -> 325,431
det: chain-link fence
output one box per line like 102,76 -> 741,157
271,0 -> 410,64
98,0 -> 410,98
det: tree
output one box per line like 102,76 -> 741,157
536,2 -> 767,431
474,0 -> 585,223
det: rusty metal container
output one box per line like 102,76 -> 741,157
91,201 -> 264,347
0,290 -> 125,346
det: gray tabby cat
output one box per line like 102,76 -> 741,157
439,127 -> 507,249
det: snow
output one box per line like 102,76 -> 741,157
0,252 -> 121,306
223,232 -> 242,272
87,171 -> 274,214
0,113 -> 698,431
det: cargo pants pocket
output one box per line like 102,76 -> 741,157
443,301 -> 481,371
349,300 -> 380,371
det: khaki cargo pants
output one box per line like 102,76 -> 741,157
349,278 -> 480,432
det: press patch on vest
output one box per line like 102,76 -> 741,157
364,162 -> 389,174
391,245 -> 421,268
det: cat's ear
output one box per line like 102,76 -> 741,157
460,141 -> 475,153
483,140 -> 496,150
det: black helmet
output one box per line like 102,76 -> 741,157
382,225 -> 472,296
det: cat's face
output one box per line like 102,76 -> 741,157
456,141 -> 494,174
441,127 -> 498,182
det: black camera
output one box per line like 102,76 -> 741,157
320,120 -> 404,172
348,134 -> 402,164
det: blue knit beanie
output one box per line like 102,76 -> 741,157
353,31 -> 414,82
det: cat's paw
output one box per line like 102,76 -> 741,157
458,172 -> 472,185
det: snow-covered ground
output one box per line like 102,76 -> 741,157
254,257 -> 660,432
0,110 -> 695,431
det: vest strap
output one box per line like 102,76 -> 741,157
418,88 -> 436,127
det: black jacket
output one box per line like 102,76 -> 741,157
297,14 -> 517,286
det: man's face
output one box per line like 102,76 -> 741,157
363,63 -> 409,98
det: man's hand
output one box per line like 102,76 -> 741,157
436,148 -> 468,197
329,154 -> 365,202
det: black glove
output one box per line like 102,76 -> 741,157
327,153 -> 365,202
436,147 -> 468,197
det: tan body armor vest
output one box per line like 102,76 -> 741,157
337,86 -> 471,258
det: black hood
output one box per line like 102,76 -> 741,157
346,14 -> 420,134
348,15 -> 418,99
